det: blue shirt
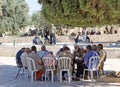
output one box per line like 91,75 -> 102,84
37,50 -> 49,58
16,50 -> 24,65
84,50 -> 99,68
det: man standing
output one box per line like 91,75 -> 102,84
50,24 -> 56,45
97,44 -> 107,75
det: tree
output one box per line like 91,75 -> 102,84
32,11 -> 50,29
38,0 -> 120,27
32,11 -> 51,37
0,0 -> 2,16
0,0 -> 30,35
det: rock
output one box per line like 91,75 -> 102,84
116,71 -> 120,77
97,76 -> 120,83
97,71 -> 120,82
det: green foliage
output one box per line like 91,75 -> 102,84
32,11 -> 50,29
0,0 -> 30,35
38,0 -> 120,27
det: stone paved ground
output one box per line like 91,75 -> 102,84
104,59 -> 120,72
0,57 -> 120,87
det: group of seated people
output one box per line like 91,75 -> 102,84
16,43 -> 106,81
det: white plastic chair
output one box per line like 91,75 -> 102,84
26,57 -> 39,83
21,56 -> 29,80
83,56 -> 100,81
58,57 -> 71,82
15,64 -> 23,79
42,57 -> 56,82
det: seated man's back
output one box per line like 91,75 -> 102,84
37,45 -> 49,58
16,48 -> 25,67
29,46 -> 44,70
21,48 -> 30,68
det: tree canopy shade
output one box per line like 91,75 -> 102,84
0,0 -> 30,35
38,0 -> 120,27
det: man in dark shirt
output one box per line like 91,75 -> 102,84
16,47 -> 25,67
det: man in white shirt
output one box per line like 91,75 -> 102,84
37,45 -> 49,58
21,48 -> 31,68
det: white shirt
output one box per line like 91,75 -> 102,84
21,52 -> 29,68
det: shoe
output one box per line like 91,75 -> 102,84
72,78 -> 76,81
36,78 -> 41,81
84,76 -> 89,80
62,77 -> 66,80
74,77 -> 80,81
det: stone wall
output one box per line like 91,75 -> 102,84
105,48 -> 120,58
89,34 -> 120,42
0,36 -> 34,43
0,34 -> 120,43
67,25 -> 120,35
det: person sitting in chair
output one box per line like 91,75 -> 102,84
73,44 -> 84,80
21,48 -> 31,69
83,45 -> 99,68
33,36 -> 42,45
59,47 -> 73,79
29,46 -> 44,70
29,46 -> 45,80
37,45 -> 49,58
16,47 -> 25,68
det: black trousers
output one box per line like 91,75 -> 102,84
76,64 -> 87,78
